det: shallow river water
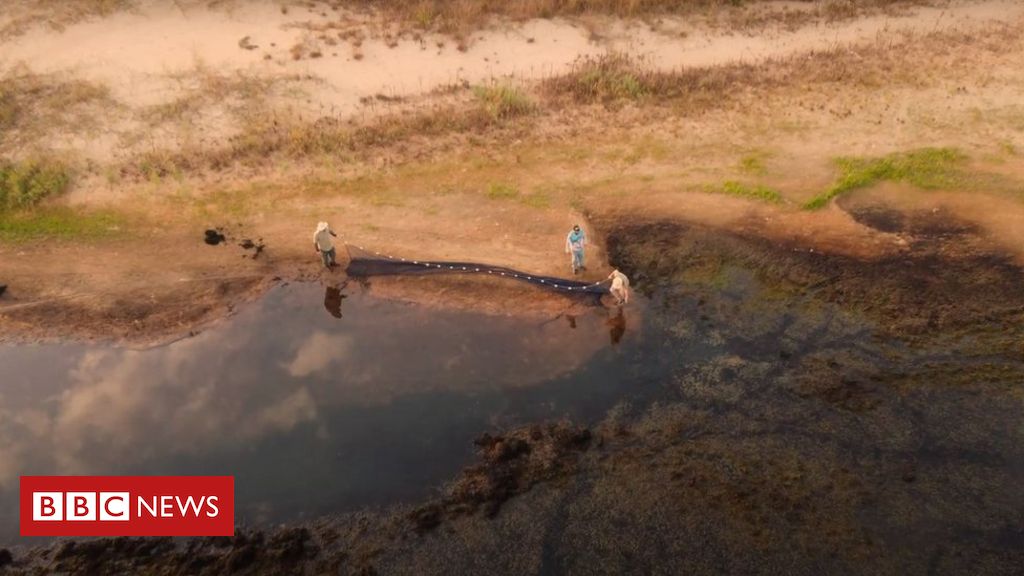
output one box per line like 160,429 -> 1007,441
0,283 -> 679,544
4,220 -> 1024,572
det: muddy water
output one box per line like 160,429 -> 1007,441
559,219 -> 1024,574
0,284 -> 673,545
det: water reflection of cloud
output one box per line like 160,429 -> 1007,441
0,289 -> 627,486
285,332 -> 353,377
0,330 -> 323,483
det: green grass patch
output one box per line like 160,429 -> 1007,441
0,159 -> 72,210
738,152 -> 770,176
706,180 -> 783,203
0,159 -> 124,242
485,182 -> 519,200
519,191 -> 551,208
473,84 -> 534,120
804,147 -> 966,210
0,207 -> 127,242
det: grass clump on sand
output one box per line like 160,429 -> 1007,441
564,54 -> 647,103
706,180 -> 783,203
486,182 -> 519,200
543,54 -> 648,104
543,53 -> 757,109
359,0 -> 746,38
738,152 -> 769,176
0,159 -> 71,210
804,148 -> 966,209
473,84 -> 535,120
124,100 -> 514,179
483,181 -> 551,207
0,68 -> 113,139
0,87 -> 18,133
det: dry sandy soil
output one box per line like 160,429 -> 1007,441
0,0 -> 1023,344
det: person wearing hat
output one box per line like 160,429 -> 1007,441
314,221 -> 338,268
565,224 -> 587,274
608,269 -> 630,305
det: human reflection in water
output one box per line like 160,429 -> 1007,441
323,282 -> 347,319
607,307 -> 626,345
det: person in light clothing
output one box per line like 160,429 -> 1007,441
314,221 -> 338,268
608,269 -> 630,305
565,225 -> 587,274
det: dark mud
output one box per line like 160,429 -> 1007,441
5,209 -> 1023,575
408,422 -> 592,530
203,229 -> 226,246
4,423 -> 594,576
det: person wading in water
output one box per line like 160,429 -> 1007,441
608,269 -> 630,305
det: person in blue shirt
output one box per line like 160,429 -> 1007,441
565,224 -> 587,274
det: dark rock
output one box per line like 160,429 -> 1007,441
0,284 -> 7,297
0,548 -> 12,567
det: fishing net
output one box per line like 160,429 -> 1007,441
345,244 -> 609,295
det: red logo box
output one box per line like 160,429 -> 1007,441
20,476 -> 234,537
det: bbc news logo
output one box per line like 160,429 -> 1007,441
21,476 -> 234,537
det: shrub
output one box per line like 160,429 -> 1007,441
0,159 -> 72,211
473,84 -> 535,120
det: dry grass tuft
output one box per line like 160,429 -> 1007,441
332,0 -> 926,44
0,67 -> 114,148
1,0 -> 134,38
122,24 -> 1021,180
473,83 -> 535,120
543,52 -> 761,109
544,26 -> 1020,112
123,98 -> 517,179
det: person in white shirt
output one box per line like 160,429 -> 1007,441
608,269 -> 630,305
314,221 -> 338,268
